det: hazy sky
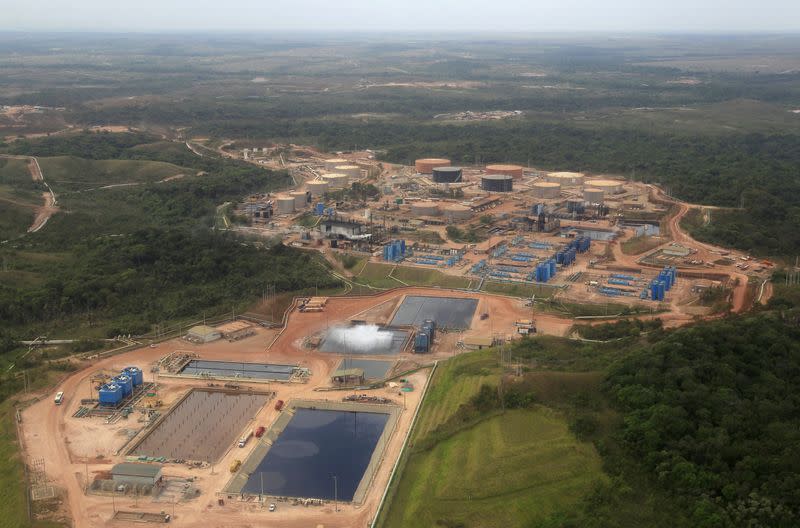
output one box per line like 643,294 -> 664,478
2,0 -> 799,33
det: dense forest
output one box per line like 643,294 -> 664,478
0,230 -> 338,335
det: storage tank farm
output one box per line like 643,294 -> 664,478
414,319 -> 436,353
648,266 -> 677,301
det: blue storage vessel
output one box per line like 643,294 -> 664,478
99,383 -> 123,406
124,366 -> 143,387
114,374 -> 132,397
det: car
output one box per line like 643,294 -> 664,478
269,503 -> 276,512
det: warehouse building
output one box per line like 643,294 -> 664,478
186,325 -> 222,344
111,463 -> 163,487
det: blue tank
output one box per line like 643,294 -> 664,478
99,383 -> 123,406
548,259 -> 557,276
124,367 -> 143,387
315,203 -> 325,216
658,281 -> 666,300
114,374 -> 132,397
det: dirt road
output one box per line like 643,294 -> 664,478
0,154 -> 59,233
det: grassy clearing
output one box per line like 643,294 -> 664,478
621,235 -> 665,255
481,280 -> 557,299
383,407 -> 605,528
38,156 -> 188,192
391,265 -> 471,289
0,399 -> 29,528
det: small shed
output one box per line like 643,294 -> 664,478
111,463 -> 163,486
332,368 -> 365,386
216,321 -> 255,341
463,336 -> 494,350
186,325 -> 222,344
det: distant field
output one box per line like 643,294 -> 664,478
38,156 -> 188,192
0,157 -> 40,238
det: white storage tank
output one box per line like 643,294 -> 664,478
290,191 -> 308,209
306,179 -> 329,196
584,187 -> 605,204
411,201 -> 440,217
586,179 -> 624,194
532,182 -> 562,199
334,165 -> 362,180
322,173 -> 349,190
546,171 -> 585,186
324,158 -> 349,171
415,158 -> 451,174
442,204 -> 472,221
275,196 -> 295,214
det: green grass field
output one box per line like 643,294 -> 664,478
38,156 -> 188,192
380,350 -> 607,528
355,262 -> 471,290
0,157 -> 41,238
383,407 -> 605,528
481,280 -> 558,299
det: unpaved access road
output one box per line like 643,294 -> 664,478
0,154 -> 59,233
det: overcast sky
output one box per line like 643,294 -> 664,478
2,0 -> 799,33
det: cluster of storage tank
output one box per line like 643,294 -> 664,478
555,247 -> 577,266
534,259 -> 558,282
383,239 -> 406,262
567,236 -> 591,253
649,267 -> 677,301
99,366 -> 143,407
414,319 -> 436,353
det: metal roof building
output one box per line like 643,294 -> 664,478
111,463 -> 163,486
186,325 -> 222,344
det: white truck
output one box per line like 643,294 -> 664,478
54,391 -> 64,405
238,430 -> 253,448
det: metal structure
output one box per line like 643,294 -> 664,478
274,196 -> 296,214
586,179 -> 624,194
334,165 -> 362,180
583,187 -> 605,204
306,179 -> 329,196
545,171 -> 584,186
321,173 -> 349,190
324,158 -> 349,171
410,201 -> 440,216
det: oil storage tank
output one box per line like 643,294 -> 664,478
322,173 -> 349,190
99,383 -> 123,406
432,166 -> 463,183
411,201 -> 440,216
584,187 -> 605,204
334,165 -> 362,180
415,158 -> 451,174
275,195 -> 295,214
290,191 -> 309,209
442,203 -> 472,221
124,367 -> 143,387
324,158 -> 349,171
586,179 -> 624,194
481,174 -> 513,192
532,181 -> 561,199
546,171 -> 584,186
306,179 -> 329,196
486,164 -> 524,179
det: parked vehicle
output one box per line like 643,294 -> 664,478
238,430 -> 253,448
255,426 -> 266,438
54,391 -> 64,405
274,399 -> 284,411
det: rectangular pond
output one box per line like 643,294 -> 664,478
337,358 -> 394,380
179,360 -> 296,381
319,325 -> 409,355
241,408 -> 390,501
389,295 -> 478,329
